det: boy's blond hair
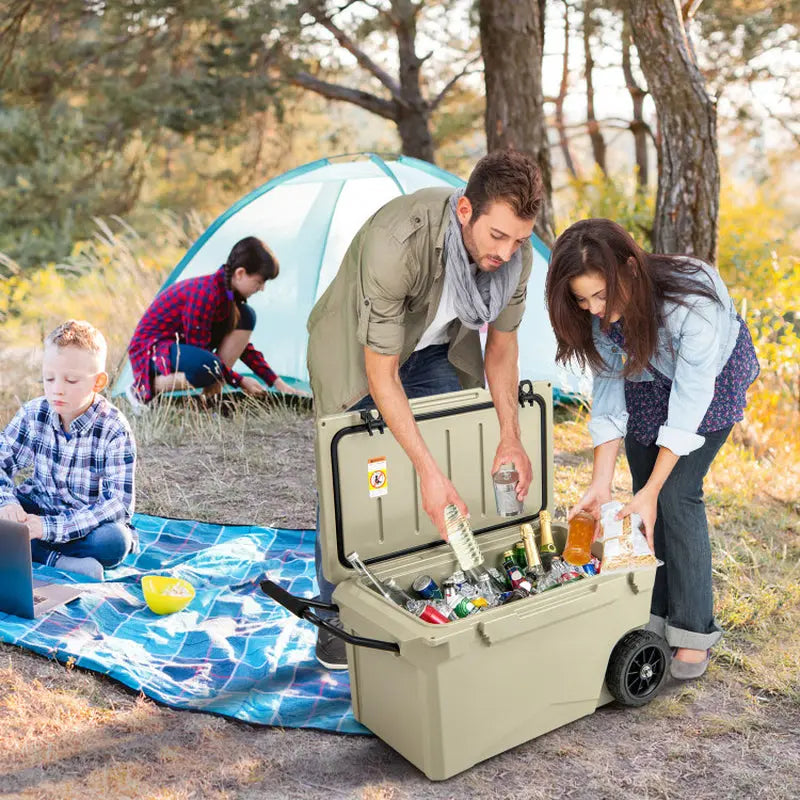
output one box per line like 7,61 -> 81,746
45,320 -> 108,371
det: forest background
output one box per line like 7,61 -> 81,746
1,0 -> 797,468
0,3 -> 799,797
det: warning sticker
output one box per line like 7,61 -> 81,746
367,457 -> 388,498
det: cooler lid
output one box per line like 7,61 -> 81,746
315,380 -> 554,585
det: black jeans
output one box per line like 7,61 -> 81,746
625,427 -> 732,650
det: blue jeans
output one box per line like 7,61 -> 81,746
315,343 -> 461,608
167,303 -> 256,388
20,495 -> 135,569
625,427 -> 732,650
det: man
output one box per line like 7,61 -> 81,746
307,149 -> 543,668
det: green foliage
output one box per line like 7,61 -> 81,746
555,168 -> 655,243
0,103 -> 143,269
0,0 -> 279,269
716,182 -> 800,457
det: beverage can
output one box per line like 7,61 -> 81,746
492,463 -> 523,517
418,604 -> 450,624
453,598 -> 480,617
412,574 -> 444,600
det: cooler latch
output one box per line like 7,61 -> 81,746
518,380 -> 536,407
360,407 -> 386,436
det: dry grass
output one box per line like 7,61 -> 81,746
0,400 -> 798,799
130,396 -> 317,528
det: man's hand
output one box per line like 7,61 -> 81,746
419,468 -> 469,541
25,514 -> 44,540
239,376 -> 267,396
491,436 -> 532,501
616,487 -> 659,552
0,503 -> 27,523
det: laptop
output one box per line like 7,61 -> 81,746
0,519 -> 83,619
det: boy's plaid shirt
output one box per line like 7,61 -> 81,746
0,396 -> 136,544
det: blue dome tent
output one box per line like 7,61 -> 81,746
112,153 -> 589,401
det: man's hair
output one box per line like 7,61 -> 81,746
45,320 -> 108,370
464,149 -> 543,222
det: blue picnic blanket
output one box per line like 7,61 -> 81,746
0,514 -> 370,735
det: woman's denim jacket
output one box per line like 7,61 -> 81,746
589,261 -> 741,456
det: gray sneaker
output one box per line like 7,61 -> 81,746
315,619 -> 348,670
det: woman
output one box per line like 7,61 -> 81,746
127,236 -> 304,405
546,219 -> 758,680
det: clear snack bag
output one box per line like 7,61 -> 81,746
597,501 -> 660,573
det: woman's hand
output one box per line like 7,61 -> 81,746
240,376 -> 267,396
569,482 -> 611,522
617,487 -> 659,552
272,377 -> 311,397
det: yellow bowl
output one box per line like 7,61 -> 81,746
142,575 -> 195,615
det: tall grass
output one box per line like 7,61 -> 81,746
0,214 -> 205,410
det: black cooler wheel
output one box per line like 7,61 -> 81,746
606,629 -> 670,707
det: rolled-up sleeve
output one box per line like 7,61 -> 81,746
588,355 -> 629,447
655,299 -> 720,456
356,228 -> 414,355
492,244 -> 532,333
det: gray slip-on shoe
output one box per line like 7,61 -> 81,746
670,650 -> 711,680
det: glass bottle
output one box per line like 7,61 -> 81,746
520,523 -> 545,580
346,551 -> 413,606
538,510 -> 558,571
562,511 -> 596,566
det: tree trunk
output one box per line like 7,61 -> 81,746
479,0 -> 555,244
621,13 -> 651,189
393,1 -> 435,162
627,0 -> 719,262
555,1 -> 580,179
292,0 -> 442,164
583,0 -> 607,175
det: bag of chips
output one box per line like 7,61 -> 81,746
597,501 -> 659,573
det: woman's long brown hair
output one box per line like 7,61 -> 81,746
222,237 -> 280,333
545,218 -> 720,376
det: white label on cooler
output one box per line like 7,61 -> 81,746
367,457 -> 388,498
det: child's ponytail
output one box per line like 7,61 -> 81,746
223,237 -> 280,334
223,258 -> 242,333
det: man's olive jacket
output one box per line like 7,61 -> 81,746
307,187 -> 533,416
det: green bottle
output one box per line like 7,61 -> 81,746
538,510 -> 558,571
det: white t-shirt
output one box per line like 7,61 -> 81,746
414,278 -> 458,351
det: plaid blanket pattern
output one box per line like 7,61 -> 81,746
0,514 -> 369,735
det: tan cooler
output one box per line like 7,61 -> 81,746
262,381 -> 668,780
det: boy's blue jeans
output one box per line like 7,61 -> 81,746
18,496 -> 135,570
315,344 -> 461,608
625,426 -> 732,651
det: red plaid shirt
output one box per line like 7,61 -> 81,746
128,267 -> 277,401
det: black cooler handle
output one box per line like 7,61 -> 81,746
260,579 -> 400,654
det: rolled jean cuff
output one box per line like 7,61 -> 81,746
665,619 -> 723,651
646,613 -> 667,639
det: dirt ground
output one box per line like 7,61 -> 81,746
1,406 -> 799,800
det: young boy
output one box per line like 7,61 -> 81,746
0,320 -> 137,580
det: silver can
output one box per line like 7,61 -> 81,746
492,463 -> 523,516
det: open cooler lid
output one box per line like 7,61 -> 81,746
316,380 -> 555,585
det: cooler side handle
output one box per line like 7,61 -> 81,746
260,579 -> 400,654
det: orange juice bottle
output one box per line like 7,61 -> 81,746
563,511 -> 596,566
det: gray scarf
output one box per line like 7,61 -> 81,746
442,189 -> 523,330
